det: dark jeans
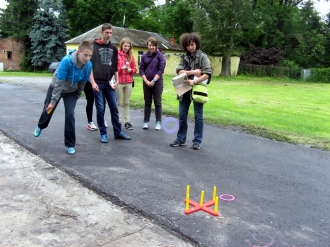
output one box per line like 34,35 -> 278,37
94,82 -> 121,136
37,85 -> 77,147
176,90 -> 204,145
143,82 -> 163,123
84,82 -> 105,123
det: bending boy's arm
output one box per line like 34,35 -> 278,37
50,59 -> 69,105
51,77 -> 65,106
77,81 -> 87,98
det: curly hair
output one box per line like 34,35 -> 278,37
179,33 -> 201,52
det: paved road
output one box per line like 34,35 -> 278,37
0,79 -> 329,247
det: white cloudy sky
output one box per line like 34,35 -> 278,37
0,0 -> 329,17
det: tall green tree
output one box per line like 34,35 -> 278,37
189,0 -> 252,76
158,0 -> 193,39
322,12 -> 330,67
0,0 -> 39,71
0,0 -> 39,40
129,5 -> 162,32
243,0 -> 328,68
29,0 -> 68,69
284,0 -> 325,67
62,0 -> 154,38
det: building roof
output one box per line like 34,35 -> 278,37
65,25 -> 182,51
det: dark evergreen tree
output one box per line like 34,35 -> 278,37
29,0 -> 68,70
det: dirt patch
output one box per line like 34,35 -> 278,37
0,132 -> 194,247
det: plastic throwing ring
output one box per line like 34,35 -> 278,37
162,117 -> 179,134
219,194 -> 235,202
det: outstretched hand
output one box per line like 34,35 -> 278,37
46,103 -> 54,114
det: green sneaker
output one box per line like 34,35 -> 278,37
34,126 -> 42,137
67,147 -> 76,155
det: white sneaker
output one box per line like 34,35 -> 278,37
87,122 -> 98,131
143,122 -> 149,129
155,121 -> 161,131
105,120 -> 108,128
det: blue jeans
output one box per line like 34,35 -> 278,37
94,82 -> 121,136
176,91 -> 204,145
37,85 -> 77,147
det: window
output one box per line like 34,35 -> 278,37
138,51 -> 144,65
7,51 -> 12,60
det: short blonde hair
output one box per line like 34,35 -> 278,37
78,40 -> 93,52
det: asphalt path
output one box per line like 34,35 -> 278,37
0,80 -> 329,247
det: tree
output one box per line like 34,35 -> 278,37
29,0 -> 68,70
189,0 -> 252,76
62,0 -> 154,38
322,12 -> 330,67
241,0 -> 328,68
285,0 -> 325,67
0,0 -> 39,40
129,5 -> 163,32
0,0 -> 39,70
158,0 -> 193,39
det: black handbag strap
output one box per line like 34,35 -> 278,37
144,52 -> 158,69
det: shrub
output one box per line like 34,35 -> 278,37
238,63 -> 301,79
305,68 -> 330,83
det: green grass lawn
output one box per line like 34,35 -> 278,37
1,72 -> 329,150
0,71 -> 52,76
131,75 -> 330,150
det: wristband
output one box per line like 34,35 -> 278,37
153,79 -> 157,83
194,78 -> 197,84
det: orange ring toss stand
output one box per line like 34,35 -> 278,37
184,185 -> 219,216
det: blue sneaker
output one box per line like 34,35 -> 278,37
67,147 -> 76,155
34,126 -> 42,137
115,131 -> 131,140
101,134 -> 108,143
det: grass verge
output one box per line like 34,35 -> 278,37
132,75 -> 330,151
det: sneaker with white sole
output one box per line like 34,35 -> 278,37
125,122 -> 134,130
143,122 -> 149,129
170,140 -> 186,147
87,122 -> 98,131
191,143 -> 201,150
155,121 -> 161,130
